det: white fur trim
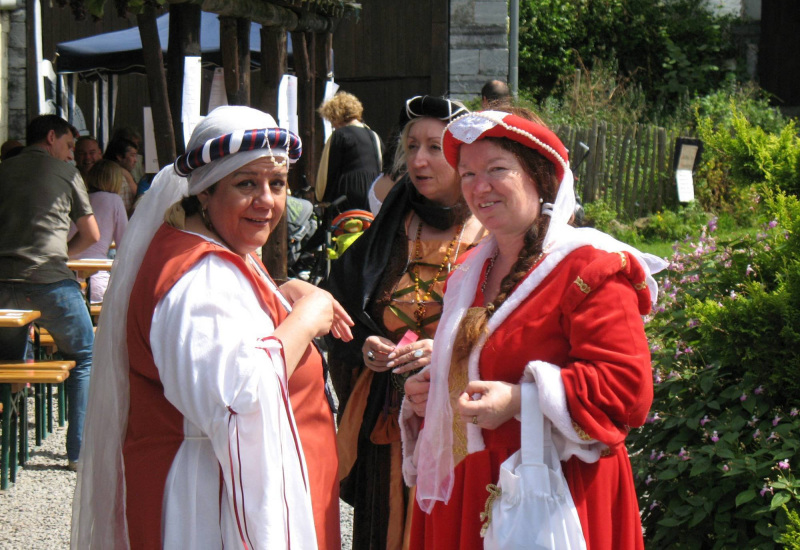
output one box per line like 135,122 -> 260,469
522,361 -> 605,463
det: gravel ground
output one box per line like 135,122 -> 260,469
0,396 -> 354,549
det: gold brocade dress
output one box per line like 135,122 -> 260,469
336,215 -> 480,550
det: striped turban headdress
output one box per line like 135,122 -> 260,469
174,106 -> 302,195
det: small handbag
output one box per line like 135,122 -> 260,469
481,383 -> 587,550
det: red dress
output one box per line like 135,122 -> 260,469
409,246 -> 653,550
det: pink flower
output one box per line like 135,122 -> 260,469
645,475 -> 654,485
791,408 -> 799,417
769,220 -> 778,229
722,464 -> 730,472
740,393 -> 748,402
730,290 -> 738,300
711,431 -> 719,443
650,501 -> 659,510
688,319 -> 699,328
778,460 -> 790,470
700,415 -> 710,426
767,432 -> 779,441
748,415 -> 760,427
754,385 -> 764,395
708,217 -> 718,232
773,415 -> 782,426
678,447 -> 690,460
646,413 -> 661,423
761,485 -> 773,497
753,429 -> 761,439
746,264 -> 755,276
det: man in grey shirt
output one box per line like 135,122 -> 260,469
0,114 -> 100,471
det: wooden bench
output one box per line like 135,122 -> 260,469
0,361 -> 74,489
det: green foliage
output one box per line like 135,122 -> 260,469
640,203 -> 709,242
629,193 -> 800,547
780,506 -> 800,548
522,59 -> 647,128
518,0 -> 742,118
690,91 -> 800,221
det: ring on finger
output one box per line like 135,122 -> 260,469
472,415 -> 478,425
367,350 -> 375,361
413,349 -> 424,359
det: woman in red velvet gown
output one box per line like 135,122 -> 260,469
401,109 -> 668,550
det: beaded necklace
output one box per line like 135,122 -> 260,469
412,219 -> 465,325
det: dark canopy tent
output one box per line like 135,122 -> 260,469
56,11 -> 293,76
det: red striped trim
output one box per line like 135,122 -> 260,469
226,407 -> 254,549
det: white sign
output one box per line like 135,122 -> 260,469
182,56 -> 203,148
208,67 -> 228,112
143,107 -> 160,173
676,169 -> 695,203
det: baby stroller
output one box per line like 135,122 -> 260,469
328,209 -> 374,260
286,195 -> 319,277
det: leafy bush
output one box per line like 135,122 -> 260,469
629,193 -> 800,548
640,203 -> 709,242
518,0 -> 742,117
692,93 -> 800,220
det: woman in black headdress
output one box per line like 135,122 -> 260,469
326,96 -> 485,549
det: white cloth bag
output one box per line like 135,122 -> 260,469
482,383 -> 587,550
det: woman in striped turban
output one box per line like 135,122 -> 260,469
72,106 -> 353,549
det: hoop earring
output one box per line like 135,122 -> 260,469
200,206 -> 214,232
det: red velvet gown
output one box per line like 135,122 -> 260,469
409,246 -> 653,550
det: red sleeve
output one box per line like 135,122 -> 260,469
559,252 -> 654,447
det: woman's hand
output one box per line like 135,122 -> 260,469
386,338 -> 433,374
404,369 -> 431,418
280,280 -> 354,341
362,335 -> 396,372
458,380 -> 521,430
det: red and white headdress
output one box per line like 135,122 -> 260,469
443,111 -> 569,181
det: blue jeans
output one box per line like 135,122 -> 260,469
0,280 -> 94,462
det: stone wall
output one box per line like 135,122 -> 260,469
4,5 -> 27,142
449,0 -> 508,102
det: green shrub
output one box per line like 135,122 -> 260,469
629,192 -> 800,547
640,203 -> 709,242
694,100 -> 800,216
518,0 -> 742,118
780,506 -> 800,549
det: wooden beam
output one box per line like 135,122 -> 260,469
167,3 -> 201,154
170,0 -> 336,32
220,17 -> 251,105
290,30 -> 314,198
137,5 -> 177,168
259,28 -> 289,281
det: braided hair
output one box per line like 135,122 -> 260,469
452,135 -> 560,364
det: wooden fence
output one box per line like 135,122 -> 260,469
555,121 -> 684,219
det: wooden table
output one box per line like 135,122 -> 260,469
66,259 -> 114,279
0,310 -> 41,328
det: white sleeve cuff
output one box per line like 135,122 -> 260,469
520,360 -> 605,463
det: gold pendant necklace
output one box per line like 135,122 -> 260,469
412,219 -> 464,326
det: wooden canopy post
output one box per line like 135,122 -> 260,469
167,2 -> 201,155
259,27 -> 289,280
314,32 -> 333,172
137,5 -> 176,168
219,17 -> 251,105
290,30 -> 315,200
